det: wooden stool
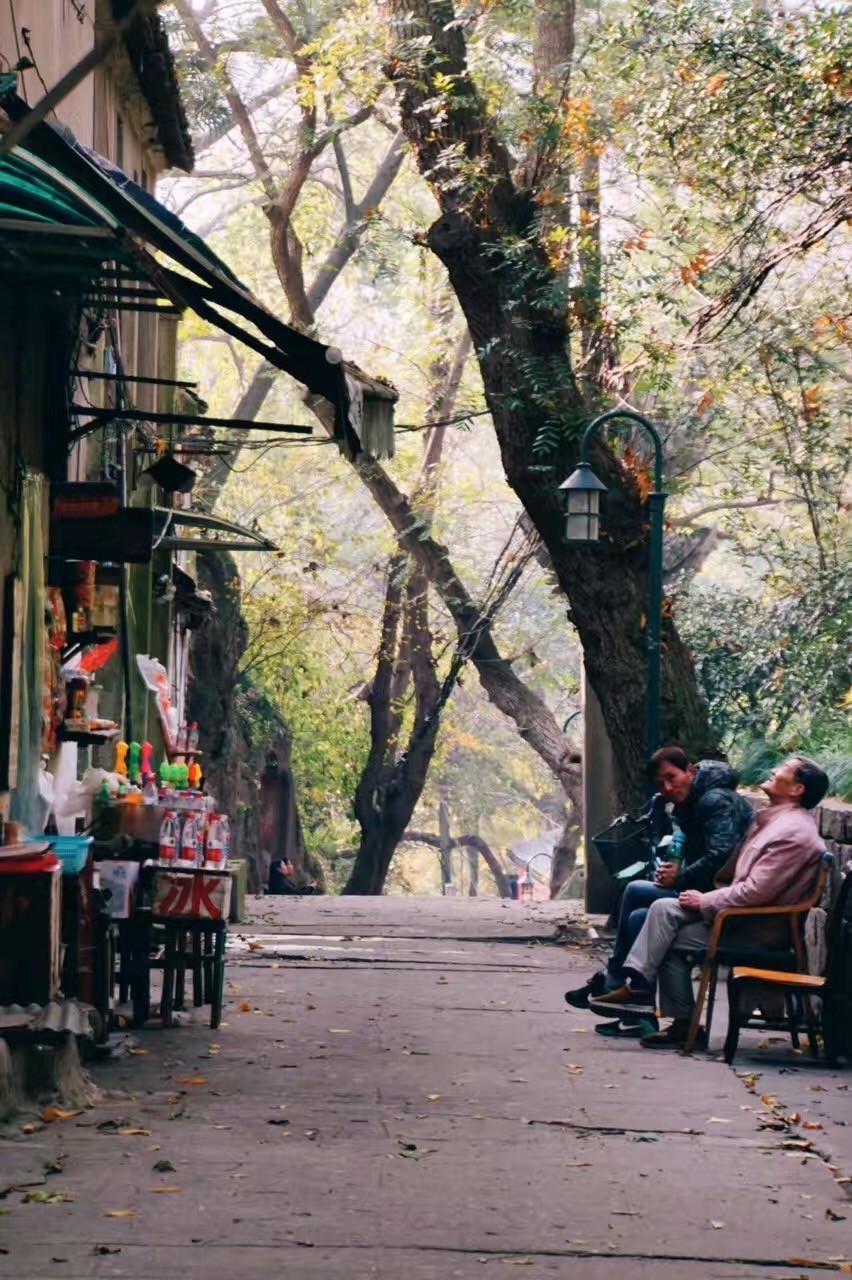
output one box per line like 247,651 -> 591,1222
159,917 -> 226,1030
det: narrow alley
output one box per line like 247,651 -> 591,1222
1,898 -> 850,1278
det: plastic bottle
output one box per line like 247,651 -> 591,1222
219,813 -> 230,864
668,819 -> 687,866
179,813 -> 201,868
158,811 -> 179,867
187,721 -> 200,754
204,814 -> 226,871
142,774 -> 158,805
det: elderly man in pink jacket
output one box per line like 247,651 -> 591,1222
593,756 -> 828,1049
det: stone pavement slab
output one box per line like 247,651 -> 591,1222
0,898 -> 849,1279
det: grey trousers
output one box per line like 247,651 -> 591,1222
624,897 -> 712,1020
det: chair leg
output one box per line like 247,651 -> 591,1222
174,928 -> 187,1012
685,963 -> 713,1054
192,929 -> 204,1007
210,927 -> 226,1031
724,975 -> 742,1065
705,965 -> 720,1049
160,927 -> 177,1027
784,993 -> 800,1050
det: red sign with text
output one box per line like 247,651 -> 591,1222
152,871 -> 231,921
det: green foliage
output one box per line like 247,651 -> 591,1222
681,568 -> 852,798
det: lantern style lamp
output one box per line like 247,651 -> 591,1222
560,408 -> 668,764
559,461 -> 608,543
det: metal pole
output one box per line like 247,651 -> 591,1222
578,408 -> 667,764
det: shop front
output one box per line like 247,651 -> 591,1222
0,92 -> 396,1062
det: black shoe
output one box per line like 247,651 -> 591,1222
564,971 -> 608,1009
595,1015 -> 659,1039
640,1020 -> 707,1050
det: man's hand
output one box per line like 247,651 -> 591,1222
654,861 -> 678,888
679,889 -> 702,912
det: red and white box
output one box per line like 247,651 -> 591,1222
152,870 -> 231,921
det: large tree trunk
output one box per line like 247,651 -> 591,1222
385,0 -> 713,810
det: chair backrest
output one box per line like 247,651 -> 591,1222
823,867 -> 852,989
820,868 -> 852,1060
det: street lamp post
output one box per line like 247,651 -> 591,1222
559,409 -> 667,762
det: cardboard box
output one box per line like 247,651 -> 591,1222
97,860 -> 140,919
152,870 -> 231,921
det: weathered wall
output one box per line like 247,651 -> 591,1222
0,1 -> 95,145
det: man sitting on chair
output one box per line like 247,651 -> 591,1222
591,756 -> 828,1049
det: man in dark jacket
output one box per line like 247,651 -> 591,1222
565,746 -> 753,1008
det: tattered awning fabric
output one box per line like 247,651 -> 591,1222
0,87 -> 398,460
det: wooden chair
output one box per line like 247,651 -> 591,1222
724,868 -> 852,1065
683,852 -> 832,1054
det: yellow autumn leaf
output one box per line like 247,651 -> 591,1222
105,1209 -> 136,1218
706,73 -> 726,96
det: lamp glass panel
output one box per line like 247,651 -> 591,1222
566,511 -> 593,542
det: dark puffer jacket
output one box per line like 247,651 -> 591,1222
671,761 -> 754,892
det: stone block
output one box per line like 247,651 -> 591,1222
819,799 -> 852,844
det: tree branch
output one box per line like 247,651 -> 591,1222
403,831 -> 510,898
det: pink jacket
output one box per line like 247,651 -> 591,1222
697,803 -> 823,920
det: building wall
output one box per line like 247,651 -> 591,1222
0,1 -> 96,146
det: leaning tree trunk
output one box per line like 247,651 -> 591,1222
385,0 -> 714,811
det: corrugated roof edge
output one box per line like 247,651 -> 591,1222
111,0 -> 194,173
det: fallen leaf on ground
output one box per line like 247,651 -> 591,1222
93,1245 -> 121,1254
826,1209 -> 847,1222
152,1160 -> 176,1173
149,1186 -> 182,1194
801,1120 -> 823,1130
25,1191 -> 74,1204
710,1221 -> 725,1230
329,1028 -> 351,1034
707,1117 -> 731,1124
127,1049 -> 148,1056
117,1128 -> 150,1137
41,1107 -> 82,1123
427,1094 -> 441,1102
247,941 -> 264,951
237,1001 -> 252,1013
175,1078 -> 207,1086
104,1209 -> 135,1218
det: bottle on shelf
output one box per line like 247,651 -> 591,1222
142,774 -> 158,805
176,721 -> 188,755
204,814 -> 227,871
178,813 -> 201,868
187,721 -> 200,754
158,811 -> 179,867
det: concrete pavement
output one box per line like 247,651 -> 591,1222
0,896 -> 850,1278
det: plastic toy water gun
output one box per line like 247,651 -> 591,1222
188,760 -> 202,791
114,741 -> 128,778
140,741 -> 153,781
128,741 -> 141,785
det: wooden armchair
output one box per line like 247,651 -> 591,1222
724,868 -> 852,1064
683,852 -> 832,1054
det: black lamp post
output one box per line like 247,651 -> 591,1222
559,408 -> 668,760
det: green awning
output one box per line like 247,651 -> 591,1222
156,507 -> 277,554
